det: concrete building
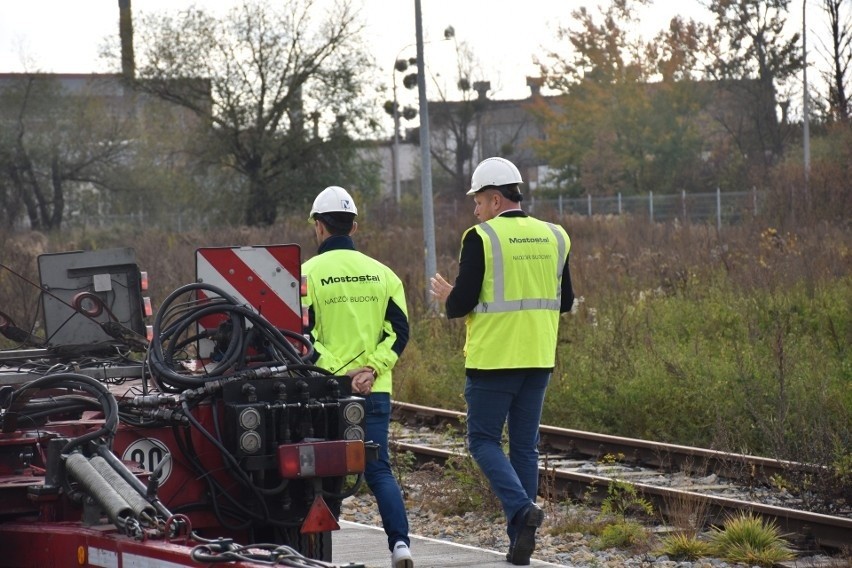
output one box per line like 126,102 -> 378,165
374,77 -> 554,201
375,74 -> 779,200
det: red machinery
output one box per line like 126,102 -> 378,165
0,246 -> 369,567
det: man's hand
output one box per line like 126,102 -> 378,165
346,366 -> 376,395
429,272 -> 453,303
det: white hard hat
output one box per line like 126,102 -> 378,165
309,186 -> 358,221
467,157 -> 523,195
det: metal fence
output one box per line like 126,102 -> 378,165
60,211 -> 213,233
436,189 -> 765,230
530,189 -> 764,229
48,189 -> 764,233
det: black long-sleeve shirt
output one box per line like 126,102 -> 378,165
305,235 -> 409,366
445,211 -> 574,377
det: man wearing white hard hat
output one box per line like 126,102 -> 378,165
430,157 -> 574,566
302,185 -> 414,568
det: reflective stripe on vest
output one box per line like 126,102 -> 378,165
473,221 -> 566,314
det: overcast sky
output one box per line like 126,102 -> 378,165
0,1 -> 821,103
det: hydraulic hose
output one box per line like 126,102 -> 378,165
3,373 -> 119,454
148,282 -> 316,392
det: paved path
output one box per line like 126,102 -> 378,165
333,520 -> 561,568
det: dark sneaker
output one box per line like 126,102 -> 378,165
508,504 -> 544,566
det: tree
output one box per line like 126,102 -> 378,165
531,1 -> 707,196
88,92 -> 229,229
701,0 -> 802,169
817,0 -> 852,121
131,0 -> 381,226
0,75 -> 133,231
426,35 -> 485,197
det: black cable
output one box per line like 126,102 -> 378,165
207,401 -> 288,498
148,282 -> 318,392
153,305 -> 244,388
172,399 -> 306,530
320,474 -> 365,500
3,373 -> 118,454
180,400 -> 271,516
17,399 -> 102,422
170,418 -> 262,531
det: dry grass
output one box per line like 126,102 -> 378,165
1,209 -> 848,468
3,207 -> 848,317
661,489 -> 712,537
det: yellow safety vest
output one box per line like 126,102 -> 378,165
302,249 -> 408,393
464,216 -> 569,370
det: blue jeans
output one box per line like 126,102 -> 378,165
465,371 -> 550,543
363,392 -> 410,551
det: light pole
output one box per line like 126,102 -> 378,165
392,74 -> 402,203
390,27 -> 454,205
391,51 -> 414,204
414,0 -> 436,310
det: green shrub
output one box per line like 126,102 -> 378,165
599,480 -> 653,519
658,532 -> 711,560
543,276 -> 851,463
548,506 -> 607,537
393,315 -> 467,408
593,519 -> 649,550
708,512 -> 795,566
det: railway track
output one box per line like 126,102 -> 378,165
390,401 -> 852,551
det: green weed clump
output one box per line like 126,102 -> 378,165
585,480 -> 654,552
832,446 -> 852,493
593,519 -> 650,551
708,512 -> 795,566
397,420 -> 501,518
430,452 -> 500,516
547,506 -> 608,538
599,480 -> 654,519
661,486 -> 710,537
658,532 -> 711,560
406,451 -> 501,518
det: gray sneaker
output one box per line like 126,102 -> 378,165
391,541 -> 413,568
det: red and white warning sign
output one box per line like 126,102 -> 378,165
195,245 -> 302,334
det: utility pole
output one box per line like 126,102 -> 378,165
118,0 -> 135,80
415,0 -> 437,311
802,0 -> 811,190
392,75 -> 402,204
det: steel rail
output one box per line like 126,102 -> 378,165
391,401 -> 819,483
392,441 -> 852,551
390,401 -> 852,551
